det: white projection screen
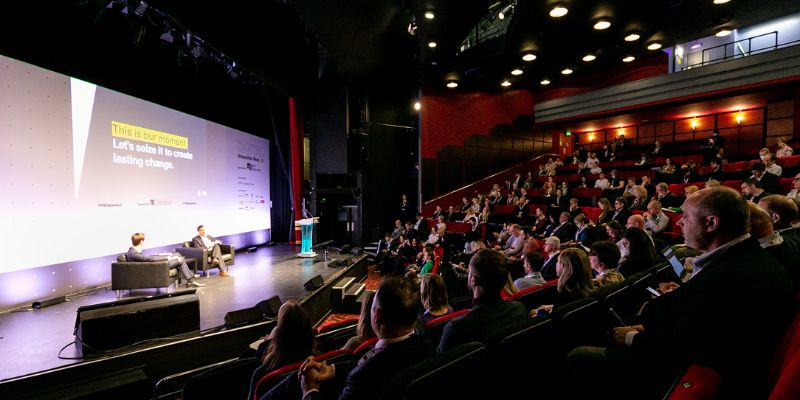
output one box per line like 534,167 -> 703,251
0,54 -> 271,275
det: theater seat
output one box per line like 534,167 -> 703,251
424,309 -> 470,345
176,241 -> 235,276
181,357 -> 261,400
250,349 -> 353,400
510,279 -> 558,310
666,364 -> 723,400
111,255 -> 178,298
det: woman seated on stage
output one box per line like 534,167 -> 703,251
342,292 -> 376,351
258,301 -> 316,370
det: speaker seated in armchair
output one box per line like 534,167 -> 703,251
176,225 -> 235,277
111,255 -> 178,298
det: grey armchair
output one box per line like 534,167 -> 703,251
111,255 -> 178,298
175,242 -> 235,276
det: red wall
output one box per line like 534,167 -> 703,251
420,88 -> 535,158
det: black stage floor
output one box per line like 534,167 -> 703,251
0,244 -> 344,381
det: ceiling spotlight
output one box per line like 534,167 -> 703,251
540,79 -> 551,85
511,68 -> 523,76
414,101 -> 421,111
428,41 -> 437,48
713,0 -> 731,4
593,20 -> 611,30
498,4 -> 513,20
522,53 -> 537,62
446,81 -> 458,88
549,4 -> 568,18
624,33 -> 640,42
561,68 -> 573,75
622,56 -> 635,62
582,54 -> 596,62
715,28 -> 732,37
424,10 -> 436,20
647,42 -> 662,51
501,80 -> 512,87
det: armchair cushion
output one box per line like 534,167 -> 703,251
111,257 -> 177,291
176,241 -> 235,274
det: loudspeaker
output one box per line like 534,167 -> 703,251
304,275 -> 325,290
224,306 -> 263,329
256,295 -> 283,318
338,244 -> 352,254
74,291 -> 200,357
350,247 -> 363,256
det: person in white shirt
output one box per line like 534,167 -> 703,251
776,138 -> 794,158
594,173 -> 610,189
192,225 -> 230,276
764,154 -> 783,177
786,173 -> 800,201
643,200 -> 669,235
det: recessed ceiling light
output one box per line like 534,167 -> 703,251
647,42 -> 662,50
713,0 -> 730,4
561,68 -> 573,75
446,81 -> 458,88
540,79 -> 551,85
549,5 -> 568,18
522,53 -> 537,62
428,41 -> 437,48
511,68 -> 524,76
624,33 -> 640,42
501,80 -> 512,87
414,101 -> 421,111
582,54 -> 596,62
715,28 -> 732,37
594,20 -> 611,30
622,56 -> 635,62
424,11 -> 436,20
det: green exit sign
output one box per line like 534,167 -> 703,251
565,131 -> 571,136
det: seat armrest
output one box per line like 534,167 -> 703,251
176,247 -> 208,270
220,244 -> 235,265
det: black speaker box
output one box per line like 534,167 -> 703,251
338,244 -> 352,254
224,306 -> 263,329
74,291 -> 200,357
350,247 -> 363,255
256,295 -> 283,318
304,275 -> 325,290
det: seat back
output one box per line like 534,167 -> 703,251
551,297 -> 605,351
182,357 -> 260,400
249,361 -> 303,400
511,279 -> 559,310
352,336 -> 379,359
379,342 -> 487,400
424,309 -> 470,344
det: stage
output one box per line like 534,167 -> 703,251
0,244 -> 349,382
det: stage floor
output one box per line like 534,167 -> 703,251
0,244 -> 345,381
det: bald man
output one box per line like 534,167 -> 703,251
748,202 -> 800,289
625,214 -> 645,230
758,194 -> 800,255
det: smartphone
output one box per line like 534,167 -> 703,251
646,286 -> 661,297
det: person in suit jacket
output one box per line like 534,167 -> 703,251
569,214 -> 594,246
567,187 -> 796,400
540,236 -> 561,281
431,205 -> 442,220
273,277 -> 434,400
192,225 -> 229,276
610,197 -> 631,224
126,232 -> 203,287
438,249 -> 528,352
654,183 -> 682,208
741,179 -> 771,204
707,159 -> 726,182
412,213 -> 428,238
551,212 -> 578,243
750,162 -> 780,194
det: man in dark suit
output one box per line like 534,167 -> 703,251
750,162 -> 780,194
567,187 -> 796,399
655,183 -> 682,208
706,159 -> 726,182
610,197 -> 631,224
759,195 -> 800,257
126,232 -> 203,287
439,249 -> 528,352
551,212 -> 578,243
297,276 -> 434,400
191,225 -> 229,276
741,179 -> 770,204
540,236 -> 561,280
412,213 -> 428,238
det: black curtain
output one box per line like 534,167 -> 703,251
268,90 -> 293,243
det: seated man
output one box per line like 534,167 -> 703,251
192,225 -> 230,277
126,232 -> 203,287
439,249 -> 528,352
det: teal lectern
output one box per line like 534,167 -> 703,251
294,217 -> 319,257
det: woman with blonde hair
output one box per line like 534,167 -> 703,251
532,248 -> 596,315
419,274 -> 452,323
342,292 -> 376,350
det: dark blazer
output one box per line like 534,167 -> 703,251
532,216 -> 548,234
125,247 -> 156,262
413,219 -> 429,237
757,172 -> 780,195
541,252 -> 559,281
707,168 -> 726,182
750,190 -> 771,204
439,299 -> 528,353
552,222 -> 578,243
610,209 -> 630,224
658,193 -> 682,209
432,210 -> 442,220
632,238 -> 796,399
574,227 -> 593,245
191,234 -> 217,249
765,242 -> 800,290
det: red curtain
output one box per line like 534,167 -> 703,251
288,97 -> 304,244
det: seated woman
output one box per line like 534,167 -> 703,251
418,274 -> 453,323
605,220 -> 623,244
618,228 -> 662,277
257,301 -> 316,370
629,186 -> 649,211
589,241 -> 624,287
661,158 -> 676,175
425,226 -> 440,246
776,137 -> 794,158
532,248 -> 597,315
342,292 -> 376,351
597,198 -> 614,225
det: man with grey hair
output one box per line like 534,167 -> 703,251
643,200 -> 669,235
540,236 -> 561,280
566,187 -> 796,399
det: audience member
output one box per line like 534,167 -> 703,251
260,301 -> 316,370
643,200 -> 669,235
747,202 -> 800,290
661,158 -> 676,175
294,277 -> 435,400
764,154 -> 783,177
541,237 -> 561,280
654,182 -> 681,208
750,161 -> 780,194
786,173 -> 800,201
629,186 -> 648,211
707,159 -> 725,181
566,187 -> 796,400
605,221 -> 624,244
776,137 -> 794,158
514,251 -> 546,290
551,212 -> 578,243
758,194 -> 800,253
439,249 -> 528,352
589,241 -> 623,287
569,214 -> 593,246
617,227 -> 661,276
594,173 -> 610,189
342,292 -> 376,351
418,274 -> 452,324
705,179 -> 721,188
625,214 -> 645,231
741,178 -> 770,203
610,197 -> 631,224
532,248 -> 597,315
597,198 -> 613,224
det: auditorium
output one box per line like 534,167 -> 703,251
2,1 -> 800,399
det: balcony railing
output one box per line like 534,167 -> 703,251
674,31 -> 800,72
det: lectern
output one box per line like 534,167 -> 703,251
294,217 -> 319,257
